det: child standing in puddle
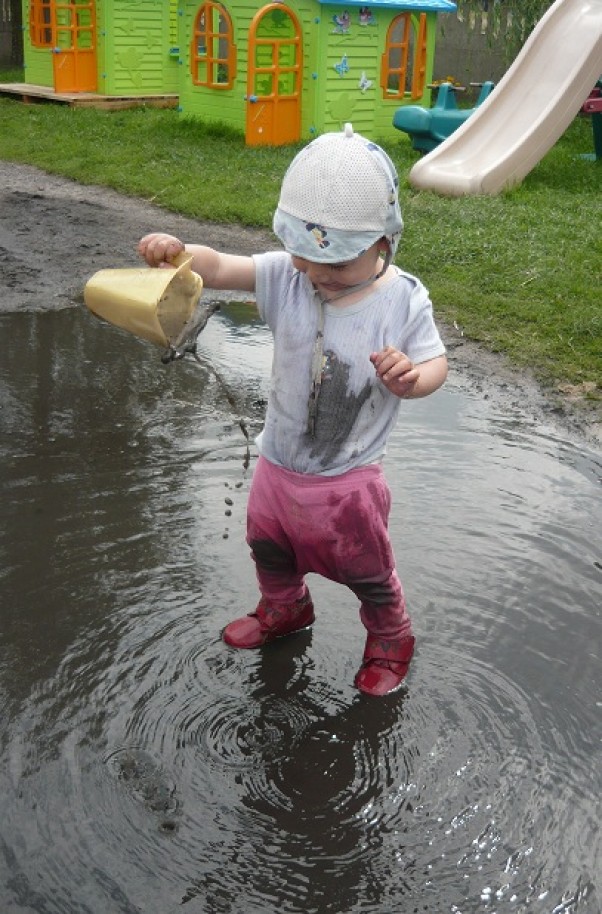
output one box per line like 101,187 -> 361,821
138,125 -> 447,696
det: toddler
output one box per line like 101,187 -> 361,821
138,124 -> 447,696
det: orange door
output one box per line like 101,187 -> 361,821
246,5 -> 301,146
52,0 -> 97,93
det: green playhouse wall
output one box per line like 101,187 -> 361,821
22,0 -> 54,87
97,0 -> 179,96
22,44 -> 54,88
177,0 -> 249,127
315,8 -> 436,141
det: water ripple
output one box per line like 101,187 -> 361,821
1,309 -> 600,914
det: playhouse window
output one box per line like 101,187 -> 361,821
381,13 -> 428,100
250,8 -> 300,99
30,0 -> 53,47
191,2 -> 236,89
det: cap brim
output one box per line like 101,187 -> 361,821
273,208 -> 384,263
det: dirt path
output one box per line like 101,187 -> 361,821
1,160 -> 599,447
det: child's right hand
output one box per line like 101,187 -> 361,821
138,233 -> 185,268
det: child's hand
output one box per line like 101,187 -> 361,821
138,233 -> 185,268
370,346 -> 420,398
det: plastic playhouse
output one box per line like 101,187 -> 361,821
393,80 -> 495,153
20,0 -> 457,145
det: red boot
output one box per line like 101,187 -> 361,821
354,634 -> 415,696
222,591 -> 315,649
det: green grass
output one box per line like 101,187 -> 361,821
0,78 -> 600,407
0,67 -> 25,83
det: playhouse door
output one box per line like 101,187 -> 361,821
52,1 -> 97,93
246,5 -> 302,146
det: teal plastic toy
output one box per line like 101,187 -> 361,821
393,80 -> 495,153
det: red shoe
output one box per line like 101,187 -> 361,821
354,634 -> 415,696
222,591 -> 315,649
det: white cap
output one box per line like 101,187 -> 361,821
273,123 -> 403,263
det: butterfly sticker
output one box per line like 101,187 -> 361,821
358,71 -> 372,93
334,55 -> 349,77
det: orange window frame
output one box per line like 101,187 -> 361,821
30,0 -> 53,47
411,13 -> 428,99
381,12 -> 428,100
191,2 -> 236,89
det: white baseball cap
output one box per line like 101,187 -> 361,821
273,123 -> 403,264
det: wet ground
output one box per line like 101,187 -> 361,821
0,165 -> 601,913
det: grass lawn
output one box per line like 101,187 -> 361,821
0,82 -> 600,409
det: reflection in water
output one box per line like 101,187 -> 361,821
0,306 -> 600,913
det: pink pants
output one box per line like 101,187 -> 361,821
246,456 -> 412,640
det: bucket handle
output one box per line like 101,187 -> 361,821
170,250 -> 193,269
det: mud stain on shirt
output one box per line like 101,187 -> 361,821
307,350 -> 372,467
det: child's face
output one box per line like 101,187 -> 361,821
291,241 -> 384,299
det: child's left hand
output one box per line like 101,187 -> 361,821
370,346 -> 420,398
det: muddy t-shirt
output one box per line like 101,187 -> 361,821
252,251 -> 445,476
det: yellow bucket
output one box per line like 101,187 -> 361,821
84,255 -> 203,348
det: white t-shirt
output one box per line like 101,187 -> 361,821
253,251 -> 445,476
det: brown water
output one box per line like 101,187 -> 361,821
1,304 -> 600,914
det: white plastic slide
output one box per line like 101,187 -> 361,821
409,0 -> 602,196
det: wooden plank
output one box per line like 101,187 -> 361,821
0,82 -> 178,109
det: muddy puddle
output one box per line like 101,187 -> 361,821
0,301 -> 600,914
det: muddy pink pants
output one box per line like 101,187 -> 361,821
246,456 -> 412,640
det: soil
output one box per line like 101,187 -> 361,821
1,160 -> 600,448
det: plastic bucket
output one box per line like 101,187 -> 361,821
84,255 -> 203,348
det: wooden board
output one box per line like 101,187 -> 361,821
0,83 -> 178,110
